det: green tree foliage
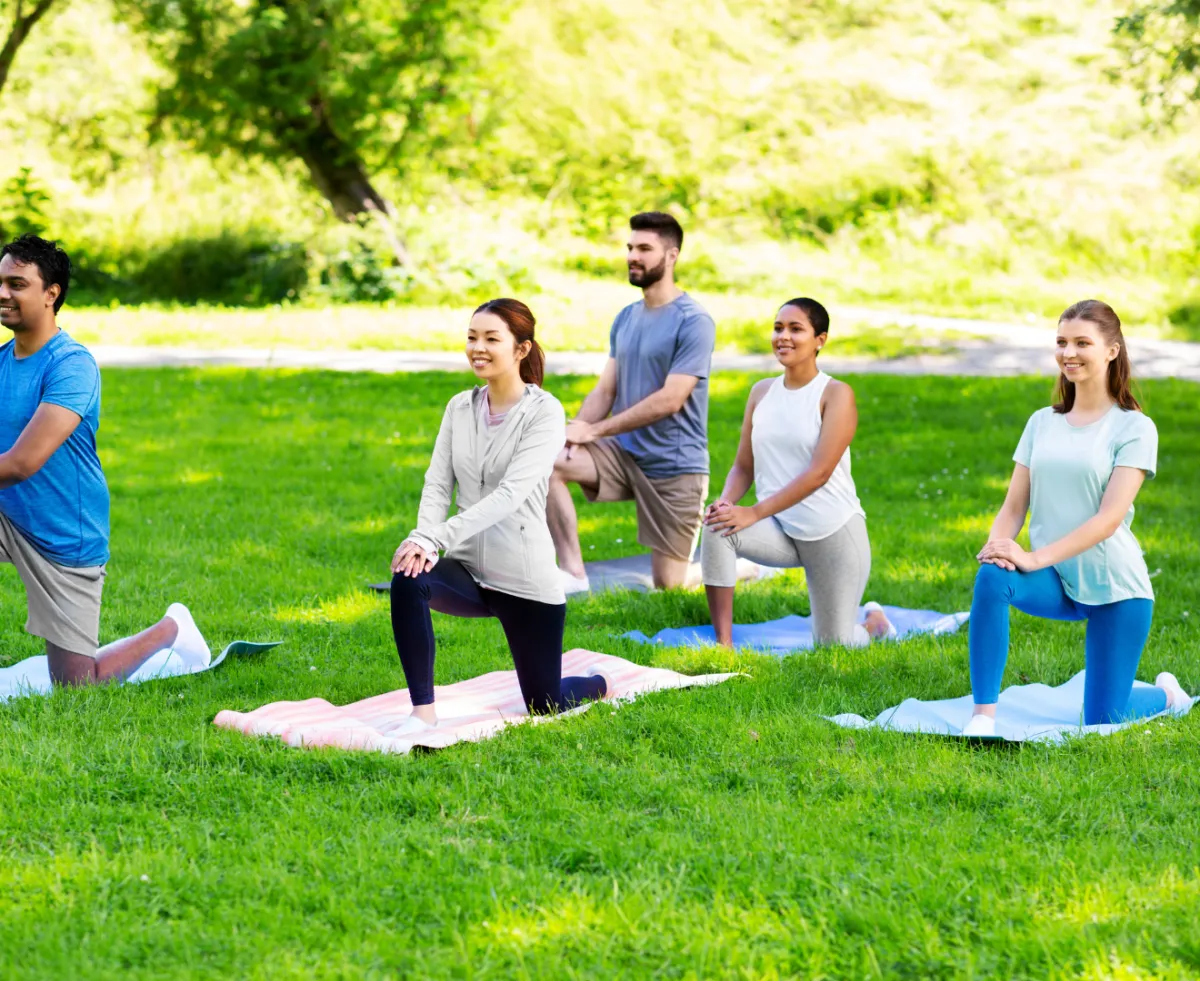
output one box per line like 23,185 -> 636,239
119,0 -> 495,230
9,0 -> 1200,319
1117,1 -> 1200,114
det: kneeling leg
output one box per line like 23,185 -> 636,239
47,616 -> 179,687
1082,599 -> 1162,725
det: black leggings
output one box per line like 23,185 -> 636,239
389,558 -> 606,714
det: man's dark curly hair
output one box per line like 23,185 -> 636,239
1,234 -> 71,313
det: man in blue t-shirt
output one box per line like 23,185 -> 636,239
547,212 -> 716,590
0,235 -> 208,685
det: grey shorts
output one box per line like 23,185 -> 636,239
0,512 -> 105,656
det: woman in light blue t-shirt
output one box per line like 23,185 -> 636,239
962,300 -> 1190,737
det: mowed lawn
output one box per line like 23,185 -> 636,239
2,369 -> 1198,980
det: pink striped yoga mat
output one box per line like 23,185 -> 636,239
213,649 -> 740,754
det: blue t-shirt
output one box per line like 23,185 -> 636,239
608,292 -> 716,478
0,331 -> 110,567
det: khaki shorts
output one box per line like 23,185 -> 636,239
581,438 -> 708,562
0,512 -> 105,656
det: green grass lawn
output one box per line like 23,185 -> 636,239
2,369 -> 1198,980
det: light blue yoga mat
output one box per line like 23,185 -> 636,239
827,670 -> 1196,744
0,639 -> 281,703
624,605 -> 969,654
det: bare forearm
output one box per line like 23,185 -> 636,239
1030,512 -> 1122,570
752,467 -> 830,521
989,506 -> 1026,542
575,387 -> 616,425
0,451 -> 31,489
593,390 -> 678,438
719,464 -> 754,504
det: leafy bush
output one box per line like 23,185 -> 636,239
0,168 -> 52,241
1167,298 -> 1200,340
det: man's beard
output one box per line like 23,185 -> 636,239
627,257 -> 667,288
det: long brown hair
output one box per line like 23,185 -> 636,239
1053,299 -> 1140,413
472,298 -> 546,386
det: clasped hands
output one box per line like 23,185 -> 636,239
391,538 -> 438,577
976,537 -> 1038,572
563,418 -> 599,461
703,498 -> 759,537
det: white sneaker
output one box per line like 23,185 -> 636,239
961,714 -> 997,737
561,570 -> 591,595
582,664 -> 612,700
377,714 -> 437,737
862,601 -> 898,640
1156,672 -> 1191,715
165,603 -> 210,671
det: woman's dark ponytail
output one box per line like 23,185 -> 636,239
520,338 -> 546,386
473,297 -> 544,387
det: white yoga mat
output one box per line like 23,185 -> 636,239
0,640 -> 280,703
827,670 -> 1197,744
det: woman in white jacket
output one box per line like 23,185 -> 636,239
388,299 -> 607,734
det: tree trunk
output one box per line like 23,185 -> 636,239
0,0 -> 59,98
292,96 -> 410,265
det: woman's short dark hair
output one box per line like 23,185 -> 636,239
778,297 -> 830,336
0,234 -> 71,312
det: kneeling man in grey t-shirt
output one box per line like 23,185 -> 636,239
547,212 -> 716,591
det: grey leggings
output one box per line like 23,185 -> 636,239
701,512 -> 872,646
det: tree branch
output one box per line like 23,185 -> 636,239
0,0 -> 58,97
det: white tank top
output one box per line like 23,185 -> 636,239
750,372 -> 865,540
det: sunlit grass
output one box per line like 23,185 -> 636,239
0,370 -> 1198,979
60,274 -> 1007,355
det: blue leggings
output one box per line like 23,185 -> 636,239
968,563 -> 1163,725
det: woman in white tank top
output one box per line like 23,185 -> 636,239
700,298 -> 893,647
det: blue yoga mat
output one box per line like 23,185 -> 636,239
827,670 -> 1196,744
624,605 -> 969,654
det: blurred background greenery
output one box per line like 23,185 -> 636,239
3,0 -> 1200,338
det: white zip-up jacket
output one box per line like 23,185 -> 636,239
407,384 -> 566,605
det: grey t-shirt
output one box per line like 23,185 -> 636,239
609,292 -> 716,478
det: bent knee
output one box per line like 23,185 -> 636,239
699,526 -> 737,586
1083,704 -> 1122,726
46,643 -> 99,686
812,624 -> 865,649
973,562 -> 1014,600
390,570 -> 429,597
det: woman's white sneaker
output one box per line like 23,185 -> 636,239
961,714 -> 997,737
863,601 -> 898,640
378,714 -> 437,737
1156,672 -> 1191,715
582,664 -> 612,699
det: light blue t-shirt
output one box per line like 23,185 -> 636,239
1014,405 -> 1157,605
609,292 -> 715,478
0,331 -> 110,567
